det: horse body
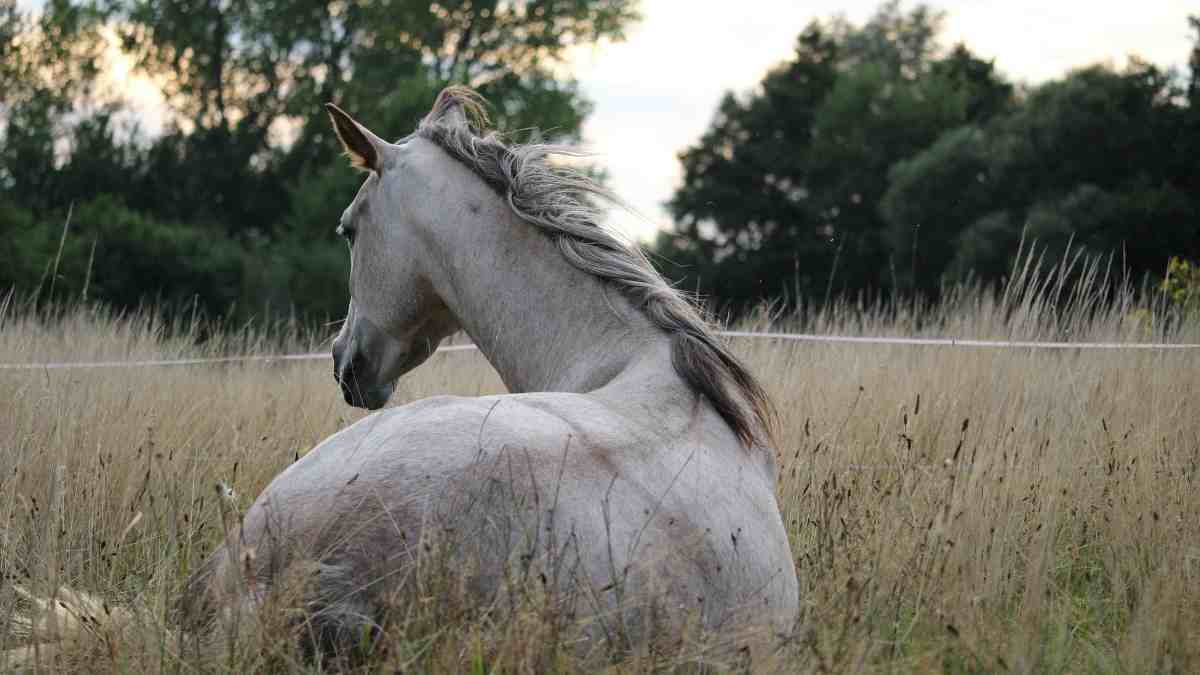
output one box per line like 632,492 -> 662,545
189,88 -> 798,648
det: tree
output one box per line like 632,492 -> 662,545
830,0 -> 942,78
106,0 -> 637,204
0,0 -> 106,211
666,4 -> 1199,309
0,0 -> 22,97
1189,15 -> 1200,104
1180,15 -> 1200,202
661,3 -> 1011,310
880,125 -> 994,290
85,0 -> 636,238
662,22 -> 840,306
883,62 -> 1199,291
1,0 -> 637,321
0,0 -> 103,111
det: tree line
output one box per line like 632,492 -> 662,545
0,0 -> 636,321
1,1 -> 1197,323
658,3 -> 1200,311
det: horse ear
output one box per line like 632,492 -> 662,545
325,103 -> 388,172
439,101 -> 470,128
426,86 -> 489,131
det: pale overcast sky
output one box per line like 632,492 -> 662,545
16,1 -> 1198,241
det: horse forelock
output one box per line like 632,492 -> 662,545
415,87 -> 778,449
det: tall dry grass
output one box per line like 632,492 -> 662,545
1,251 -> 1198,673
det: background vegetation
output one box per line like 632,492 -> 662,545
0,0 -> 636,321
659,3 -> 1200,311
2,1 -> 1197,320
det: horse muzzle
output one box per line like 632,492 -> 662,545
333,348 -> 395,410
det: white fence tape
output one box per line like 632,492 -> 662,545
719,331 -> 1200,350
0,344 -> 478,371
0,332 -> 1196,371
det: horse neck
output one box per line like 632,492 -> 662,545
426,185 -> 673,396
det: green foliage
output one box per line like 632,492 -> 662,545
0,194 -> 355,321
663,20 -> 847,307
664,2 -> 1013,309
0,0 -> 104,112
662,5 -> 1200,311
882,126 -> 993,287
0,0 -> 635,322
4,0 -> 1197,320
1162,257 -> 1200,316
0,0 -> 23,94
104,0 -> 634,174
0,199 -> 41,288
3,197 -> 240,310
885,63 -> 1199,294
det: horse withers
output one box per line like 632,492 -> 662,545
185,87 -> 799,658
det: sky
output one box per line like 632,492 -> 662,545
571,1 -> 1197,241
16,1 -> 1198,241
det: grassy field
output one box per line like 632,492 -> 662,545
1,257 -> 1199,673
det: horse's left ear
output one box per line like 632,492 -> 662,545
425,86 -> 489,131
325,103 -> 388,173
438,101 -> 470,129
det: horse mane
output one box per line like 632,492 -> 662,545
416,86 -> 777,448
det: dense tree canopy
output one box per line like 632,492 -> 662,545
0,0 -> 637,320
2,0 -> 1198,321
658,2 -> 1199,311
885,64 -> 1200,293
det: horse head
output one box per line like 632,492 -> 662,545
324,99 -> 470,408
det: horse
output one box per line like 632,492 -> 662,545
184,86 -> 799,657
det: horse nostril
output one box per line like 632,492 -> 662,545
335,352 -> 368,386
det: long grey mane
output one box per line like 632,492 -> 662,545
416,86 -> 776,448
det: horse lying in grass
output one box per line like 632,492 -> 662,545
8,87 -> 800,666
190,86 -> 799,657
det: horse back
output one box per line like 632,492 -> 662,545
189,393 -> 797,639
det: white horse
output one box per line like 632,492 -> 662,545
186,87 -> 798,654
